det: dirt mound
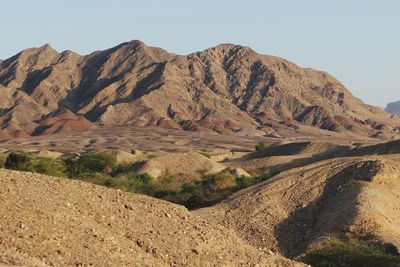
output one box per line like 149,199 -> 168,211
0,169 -> 302,266
200,156 -> 400,258
0,40 -> 399,138
131,152 -> 226,179
33,109 -> 95,136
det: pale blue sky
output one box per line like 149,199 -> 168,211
0,0 -> 398,107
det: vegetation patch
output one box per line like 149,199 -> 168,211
301,238 -> 400,267
157,168 -> 278,209
64,153 -> 118,179
0,154 -> 6,168
2,152 -> 281,209
5,152 -> 66,177
255,141 -> 267,151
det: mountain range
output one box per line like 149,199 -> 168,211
0,40 -> 398,140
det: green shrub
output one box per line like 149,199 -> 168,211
301,238 -> 400,267
209,169 -> 236,190
235,175 -> 258,188
155,168 -> 285,209
64,153 -> 117,178
5,152 -> 66,176
97,172 -> 154,194
32,157 -> 66,177
235,169 -> 282,190
164,171 -> 235,209
0,154 -> 6,168
255,141 -> 267,151
5,152 -> 35,172
126,172 -> 152,184
111,162 -> 132,176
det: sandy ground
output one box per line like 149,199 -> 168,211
0,169 -> 303,267
0,126 -> 381,155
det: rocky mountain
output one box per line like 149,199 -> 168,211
0,40 -> 398,140
385,101 -> 400,115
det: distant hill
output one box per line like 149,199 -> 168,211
385,101 -> 400,115
0,40 -> 399,139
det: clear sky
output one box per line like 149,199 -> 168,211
0,0 -> 398,107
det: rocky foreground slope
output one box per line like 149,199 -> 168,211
201,155 -> 400,258
2,141 -> 400,266
0,169 -> 302,267
0,41 -> 399,139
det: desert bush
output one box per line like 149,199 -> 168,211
209,169 -> 236,190
235,169 -> 282,190
235,175 -> 258,188
255,141 -> 266,151
5,152 -> 35,172
301,238 -> 400,267
166,170 -> 236,209
0,154 -> 6,168
5,152 -> 66,176
111,162 -> 132,176
33,157 -> 66,177
64,153 -> 117,178
98,172 -> 154,194
157,168 -> 286,209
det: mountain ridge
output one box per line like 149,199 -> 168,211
0,40 -> 398,140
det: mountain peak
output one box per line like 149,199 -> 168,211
21,43 -> 58,57
197,43 -> 253,55
39,43 -> 54,50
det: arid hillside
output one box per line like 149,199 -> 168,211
2,139 -> 400,266
0,41 -> 399,139
0,169 -> 303,267
200,154 -> 400,259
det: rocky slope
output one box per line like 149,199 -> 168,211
200,155 -> 400,259
386,101 -> 400,115
0,40 -> 399,139
0,169 -> 303,266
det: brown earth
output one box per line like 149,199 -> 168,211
0,169 -> 304,267
0,41 -> 399,140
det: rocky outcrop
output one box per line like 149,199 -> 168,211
385,101 -> 400,115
